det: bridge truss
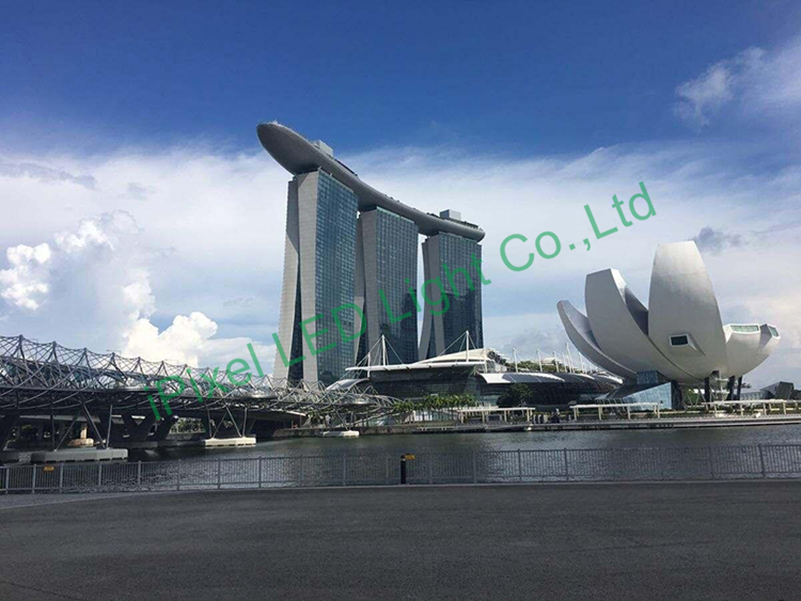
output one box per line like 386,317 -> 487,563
0,335 -> 397,448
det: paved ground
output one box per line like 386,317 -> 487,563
1,481 -> 800,600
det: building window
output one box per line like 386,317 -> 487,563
670,334 -> 689,346
768,326 -> 780,338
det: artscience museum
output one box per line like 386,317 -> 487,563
557,241 -> 779,403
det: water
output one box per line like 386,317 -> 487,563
150,424 -> 801,462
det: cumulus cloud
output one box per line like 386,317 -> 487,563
0,209 -> 272,369
123,311 -> 275,370
0,243 -> 51,309
674,35 -> 801,128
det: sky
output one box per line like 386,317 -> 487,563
1,1 -> 800,387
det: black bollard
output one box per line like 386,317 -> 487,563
400,455 -> 407,484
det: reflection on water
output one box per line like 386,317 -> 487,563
146,424 -> 801,462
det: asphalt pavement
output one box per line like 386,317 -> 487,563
1,481 -> 799,600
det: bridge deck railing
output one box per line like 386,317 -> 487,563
3,444 -> 801,494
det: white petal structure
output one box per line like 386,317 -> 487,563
557,300 -> 637,379
558,241 -> 779,384
648,242 -> 728,380
724,324 -> 780,377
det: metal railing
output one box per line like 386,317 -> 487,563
2,444 -> 801,494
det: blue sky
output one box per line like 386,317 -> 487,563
1,2 -> 800,386
2,1 -> 799,155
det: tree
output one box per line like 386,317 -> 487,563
391,393 -> 478,416
497,384 -> 533,408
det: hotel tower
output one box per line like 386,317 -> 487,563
257,122 -> 485,384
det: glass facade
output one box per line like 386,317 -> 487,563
363,208 -> 419,364
731,325 -> 760,333
278,168 -> 482,382
614,382 -> 674,410
313,170 -> 358,384
428,233 -> 483,357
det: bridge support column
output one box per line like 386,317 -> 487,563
120,414 -> 158,444
0,415 -> 19,450
152,416 -> 177,441
201,415 -> 214,439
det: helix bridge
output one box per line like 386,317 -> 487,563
0,335 -> 396,450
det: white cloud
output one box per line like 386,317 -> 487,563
675,35 -> 801,128
0,208 -> 272,369
0,243 -> 52,309
674,47 -> 762,127
123,312 -> 275,371
0,126 -> 799,386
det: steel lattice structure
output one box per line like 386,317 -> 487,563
0,335 -> 396,421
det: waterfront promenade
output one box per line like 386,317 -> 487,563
1,481 -> 799,600
273,413 -> 801,439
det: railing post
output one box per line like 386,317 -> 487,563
258,457 -> 263,488
177,460 -> 182,491
563,448 -> 569,481
1,466 -> 6,494
59,464 -> 64,492
517,449 -> 523,482
98,462 -> 103,488
758,444 -> 766,478
472,452 -> 477,484
217,459 -> 222,490
31,465 -> 37,494
342,454 -> 347,486
136,461 -> 142,488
